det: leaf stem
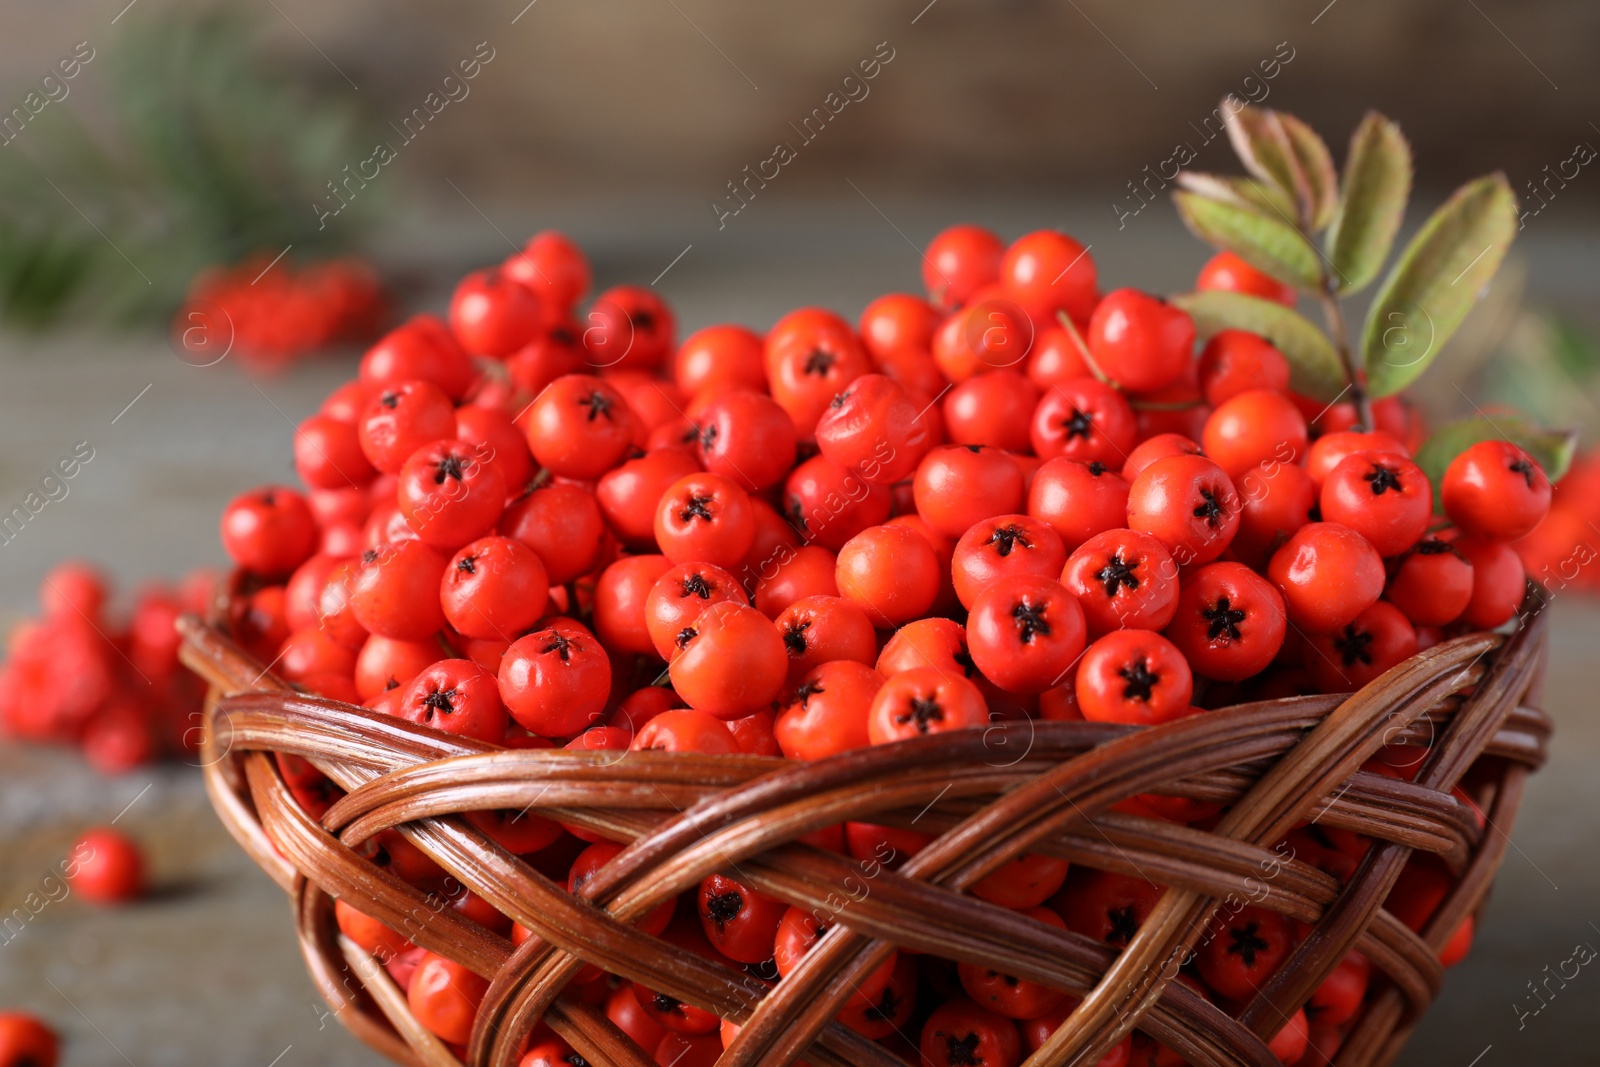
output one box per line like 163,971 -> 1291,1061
1316,281 -> 1373,431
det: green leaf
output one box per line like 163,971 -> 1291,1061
1175,172 -> 1297,220
1224,101 -> 1300,201
1280,114 -> 1339,231
1415,415 -> 1578,511
1361,174 -> 1519,397
1171,289 -> 1347,402
1326,112 -> 1412,294
1173,191 -> 1323,291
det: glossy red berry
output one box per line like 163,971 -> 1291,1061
859,292 -> 941,361
913,445 -> 1025,540
0,1013 -> 58,1067
408,952 -> 489,1045
1267,522 -> 1386,633
1385,537 -> 1474,627
1060,529 -> 1180,636
359,379 -> 458,475
450,267 -> 543,357
966,576 -> 1087,694
220,486 -> 318,578
500,481 -> 607,585
397,659 -> 508,743
584,284 -> 675,370
920,997 -> 1023,1067
397,439 -> 507,550
595,447 -> 702,550
1164,562 -> 1287,681
1195,905 -> 1295,1000
67,827 -> 145,904
524,374 -> 638,479
295,413 -> 378,490
814,373 -> 931,485
1075,630 -> 1193,725
1196,250 -> 1296,306
943,370 -> 1040,453
644,562 -> 747,660
503,231 -> 590,311
952,515 -> 1067,609
674,323 -> 766,397
835,523 -> 943,628
763,308 -> 872,437
1030,378 -> 1138,467
1197,329 -> 1291,405
669,601 -> 787,719
1027,458 -> 1130,553
350,540 -> 450,640
360,315 -> 477,400
698,872 -> 787,964
1126,454 -> 1241,566
498,622 -> 611,736
774,659 -> 884,760
1305,599 -> 1418,692
631,708 -> 741,754
1202,389 -> 1308,482
868,667 -> 989,743
1304,430 -> 1409,488
1442,439 -> 1552,542
924,224 -> 1004,309
1453,536 -> 1526,629
441,535 -> 549,639
1086,289 -> 1196,393
1320,451 -> 1432,557
773,594 -> 877,682
654,472 -> 755,569
783,454 -> 892,551
1001,229 -> 1098,324
695,390 -> 798,492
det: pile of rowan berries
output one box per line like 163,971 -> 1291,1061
215,227 -> 1550,1067
0,562 -> 213,774
174,255 -> 386,370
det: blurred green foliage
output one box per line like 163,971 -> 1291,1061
0,10 -> 375,329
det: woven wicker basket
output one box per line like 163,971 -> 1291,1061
176,581 -> 1551,1067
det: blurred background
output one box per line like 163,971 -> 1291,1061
2,1 -> 1598,1065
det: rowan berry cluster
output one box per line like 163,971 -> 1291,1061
175,255 -> 385,369
0,561 -> 213,773
212,226 -> 1547,1067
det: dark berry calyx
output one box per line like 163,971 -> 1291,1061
1061,407 -> 1094,440
988,524 -> 1032,557
952,647 -> 978,678
675,627 -> 698,651
699,422 -> 720,450
1203,596 -> 1247,642
864,984 -> 902,1023
1227,921 -> 1271,967
434,452 -> 466,485
681,573 -> 713,599
782,620 -> 812,657
1364,463 -> 1403,495
945,1032 -> 983,1066
420,686 -> 458,721
1107,904 -> 1140,945
1193,488 -> 1227,527
1088,461 -> 1108,476
456,555 -> 478,574
651,992 -> 684,1016
541,631 -> 574,661
1011,599 -> 1051,643
1096,553 -> 1141,598
1119,656 -> 1160,702
704,889 -> 744,929
804,348 -> 836,376
680,494 -> 715,523
1333,624 -> 1373,667
830,389 -> 852,409
1509,457 -> 1537,487
898,695 -> 946,732
580,391 -> 614,421
793,679 -> 824,707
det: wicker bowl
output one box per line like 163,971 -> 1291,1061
176,583 -> 1550,1067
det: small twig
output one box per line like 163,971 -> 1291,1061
1316,281 -> 1373,430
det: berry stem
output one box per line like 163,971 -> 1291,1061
1315,280 -> 1373,432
